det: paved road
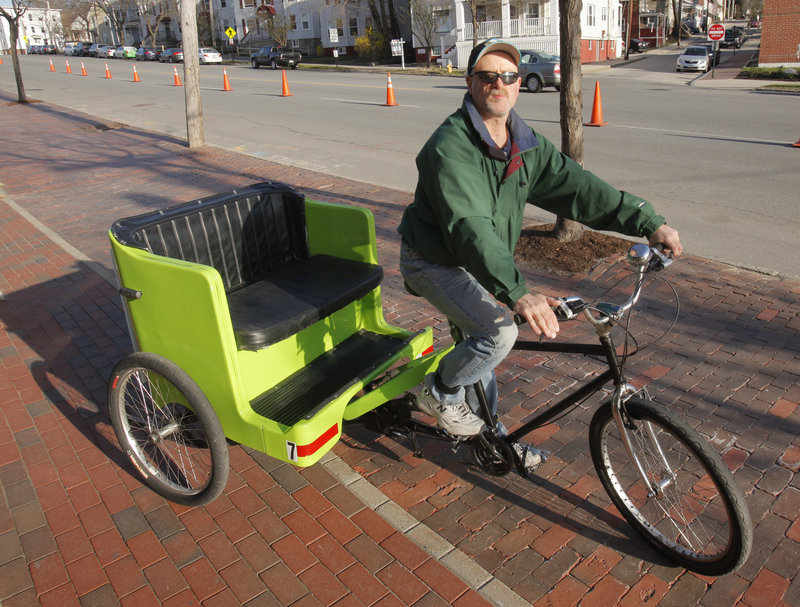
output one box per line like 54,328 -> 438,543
3,47 -> 797,279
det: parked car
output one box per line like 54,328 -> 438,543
748,18 -> 759,28
114,45 -> 137,59
697,43 -> 721,66
42,44 -> 58,54
517,49 -> 561,93
87,43 -> 102,57
250,46 -> 302,69
720,27 -> 743,48
135,47 -> 158,61
628,38 -> 648,53
64,42 -> 79,55
159,48 -> 184,63
73,42 -> 93,57
97,44 -> 114,58
27,45 -> 41,54
198,47 -> 222,64
676,45 -> 711,72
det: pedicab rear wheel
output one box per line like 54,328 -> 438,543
108,352 -> 229,506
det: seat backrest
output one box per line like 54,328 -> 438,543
111,183 -> 308,292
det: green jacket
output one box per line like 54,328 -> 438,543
398,95 -> 666,307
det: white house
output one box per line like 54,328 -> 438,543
0,3 -> 63,52
424,0 -> 626,68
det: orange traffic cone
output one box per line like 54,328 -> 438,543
585,81 -> 608,127
173,66 -> 182,87
222,67 -> 232,91
80,61 -> 88,76
65,60 -> 72,74
49,59 -> 55,72
384,72 -> 398,107
280,69 -> 292,96
0,56 -> 3,65
104,62 -> 112,79
793,137 -> 800,148
133,65 -> 141,82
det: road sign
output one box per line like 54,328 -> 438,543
225,27 -> 237,39
329,28 -> 338,43
708,23 -> 725,41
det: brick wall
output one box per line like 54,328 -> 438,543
759,0 -> 800,67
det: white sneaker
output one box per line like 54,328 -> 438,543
513,442 -> 546,471
416,389 -> 485,437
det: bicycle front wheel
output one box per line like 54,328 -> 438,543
589,397 -> 751,575
108,352 -> 229,506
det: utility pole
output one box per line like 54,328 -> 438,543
180,0 -> 204,148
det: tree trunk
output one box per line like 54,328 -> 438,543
7,20 -> 26,103
555,0 -> 583,243
181,0 -> 204,148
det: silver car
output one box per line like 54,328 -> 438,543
517,50 -> 561,93
676,46 -> 710,72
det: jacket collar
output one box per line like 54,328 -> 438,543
463,93 -> 539,161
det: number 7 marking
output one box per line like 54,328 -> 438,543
286,441 -> 298,462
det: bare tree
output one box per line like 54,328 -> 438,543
255,9 -> 293,47
464,0 -> 482,47
408,0 -> 448,67
94,0 -> 131,44
69,0 -> 96,40
0,0 -> 31,102
136,0 -> 178,47
554,0 -> 584,242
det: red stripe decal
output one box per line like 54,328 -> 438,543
296,424 -> 339,458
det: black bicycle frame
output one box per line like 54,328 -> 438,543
499,332 -> 628,444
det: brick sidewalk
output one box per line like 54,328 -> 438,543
1,91 -> 799,606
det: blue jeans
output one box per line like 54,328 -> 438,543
399,241 -> 518,416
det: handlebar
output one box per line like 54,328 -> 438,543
551,244 -> 673,325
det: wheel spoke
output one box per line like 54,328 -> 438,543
590,397 -> 750,575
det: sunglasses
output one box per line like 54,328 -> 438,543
471,71 -> 521,85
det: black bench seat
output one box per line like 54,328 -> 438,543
228,254 -> 382,350
111,183 -> 383,351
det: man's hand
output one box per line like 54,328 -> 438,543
513,293 -> 560,339
649,224 -> 682,257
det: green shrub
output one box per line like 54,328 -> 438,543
738,66 -> 800,81
354,27 -> 385,64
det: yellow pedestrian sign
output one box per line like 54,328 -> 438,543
225,27 -> 237,39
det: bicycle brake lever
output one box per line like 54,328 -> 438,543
650,245 -> 673,271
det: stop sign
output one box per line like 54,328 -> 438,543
708,23 -> 725,41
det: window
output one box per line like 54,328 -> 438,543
220,0 -> 226,6
336,19 -> 343,36
349,17 -> 358,36
525,3 -> 539,19
587,5 -> 595,27
290,14 -> 296,29
301,13 -> 309,29
602,7 -> 608,22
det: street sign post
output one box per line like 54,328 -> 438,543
390,39 -> 405,69
707,23 -> 724,79
707,23 -> 724,41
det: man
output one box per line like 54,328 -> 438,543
398,39 -> 682,468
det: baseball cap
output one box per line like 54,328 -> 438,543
466,39 -> 521,74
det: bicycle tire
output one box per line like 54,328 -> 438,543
108,352 -> 229,507
589,397 -> 751,575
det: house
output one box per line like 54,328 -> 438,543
421,0 -> 626,68
0,4 -> 63,52
759,0 -> 800,67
